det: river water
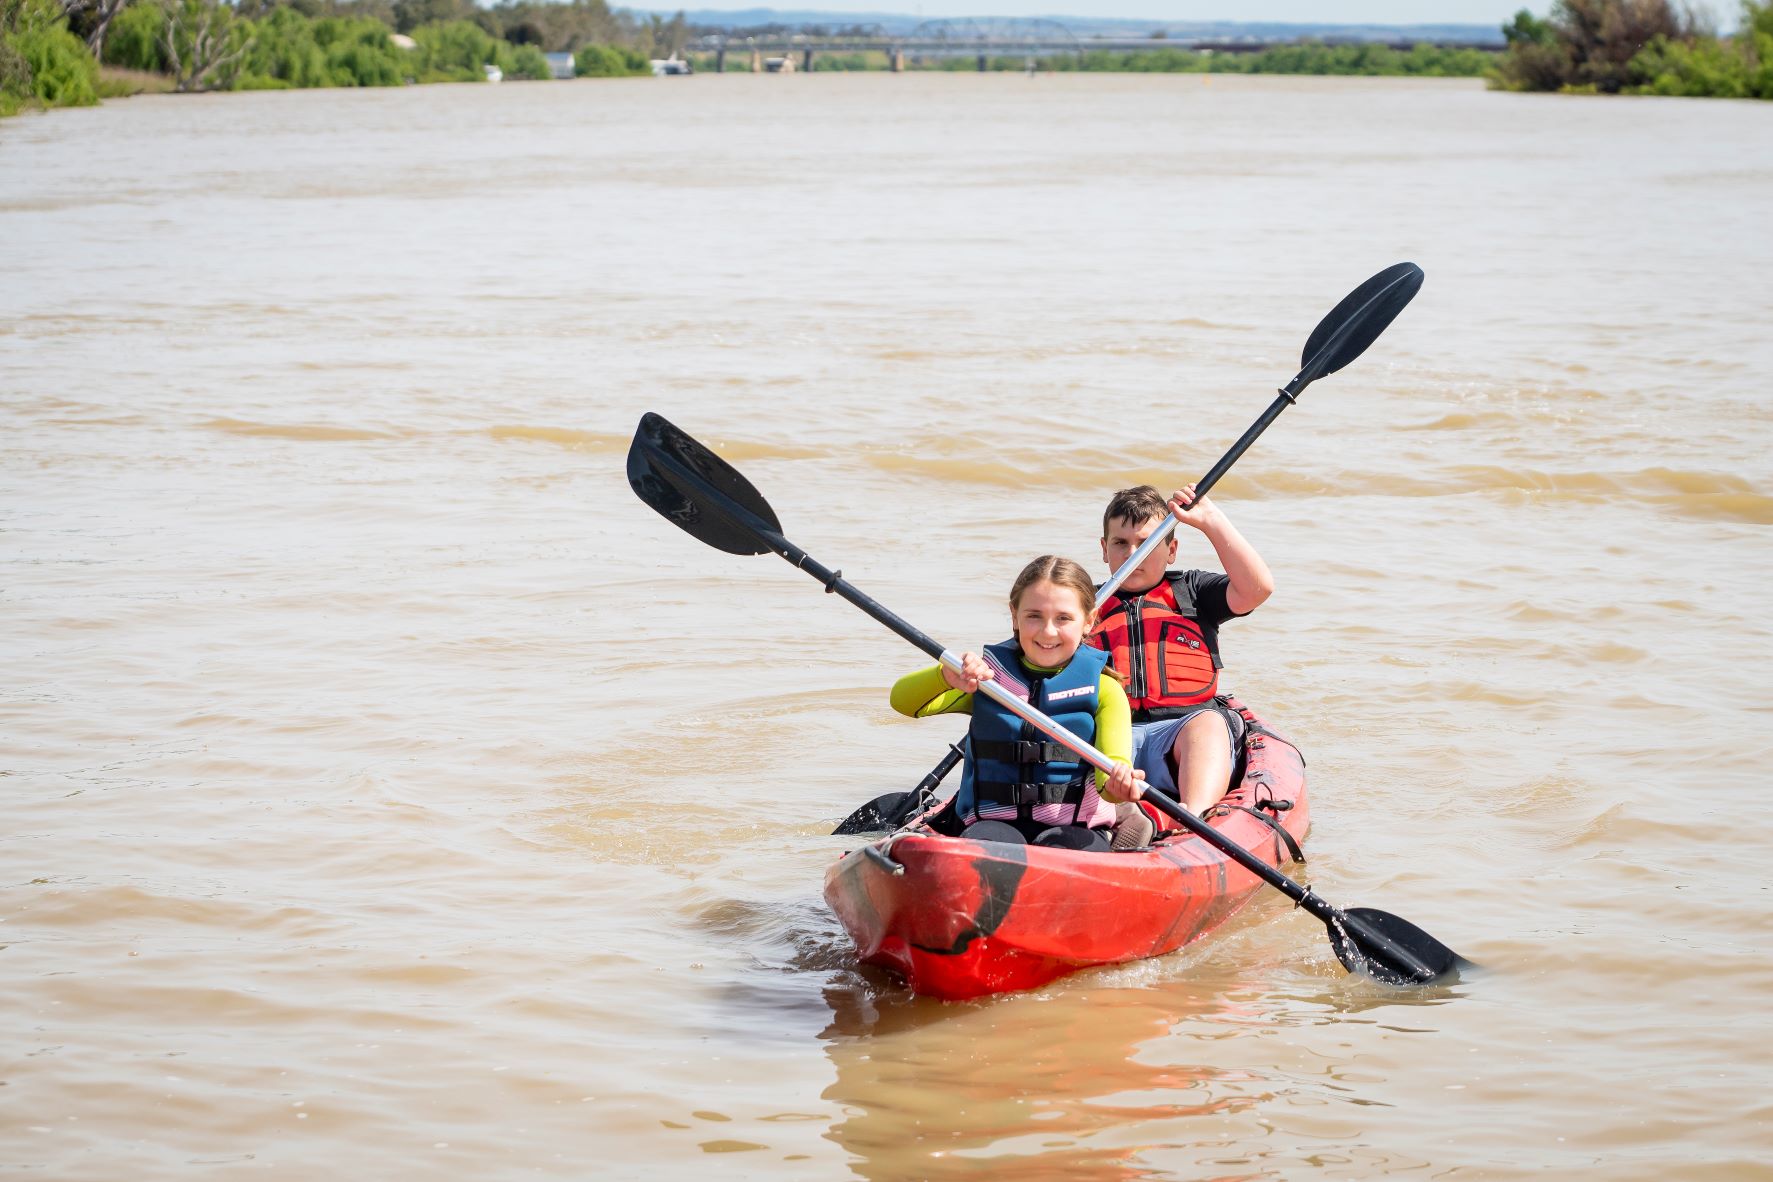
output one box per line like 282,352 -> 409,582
3,72 -> 1770,1179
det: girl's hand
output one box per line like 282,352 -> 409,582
1102,760 -> 1144,804
1169,484 -> 1219,531
942,651 -> 994,693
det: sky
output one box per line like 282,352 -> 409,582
649,3 -> 1528,22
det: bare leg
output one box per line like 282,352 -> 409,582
1169,710 -> 1233,816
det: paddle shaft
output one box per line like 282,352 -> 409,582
1098,387 -> 1295,601
1097,269 -> 1405,603
915,744 -> 965,795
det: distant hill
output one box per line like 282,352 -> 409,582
630,8 -> 1507,45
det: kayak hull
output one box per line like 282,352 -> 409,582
822,697 -> 1309,1000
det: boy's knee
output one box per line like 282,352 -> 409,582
1172,709 -> 1229,752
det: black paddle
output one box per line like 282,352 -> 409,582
627,411 -> 1471,987
831,743 -> 963,835
1100,261 -> 1426,599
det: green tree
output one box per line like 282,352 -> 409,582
633,9 -> 682,58
410,16 -> 493,79
159,0 -> 252,91
314,15 -> 405,84
61,0 -> 129,60
102,0 -> 166,70
485,0 -> 626,52
392,0 -> 470,34
1503,8 -> 1554,44
239,4 -> 324,86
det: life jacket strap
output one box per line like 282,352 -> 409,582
970,739 -> 1077,765
973,780 -> 1082,808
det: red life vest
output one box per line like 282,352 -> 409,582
1089,572 -> 1222,722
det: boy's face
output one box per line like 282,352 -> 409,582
1100,513 -> 1177,596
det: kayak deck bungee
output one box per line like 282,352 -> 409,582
822,696 -> 1309,1000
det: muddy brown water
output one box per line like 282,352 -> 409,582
4,73 -> 1771,1179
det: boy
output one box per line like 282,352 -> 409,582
1090,485 -> 1274,847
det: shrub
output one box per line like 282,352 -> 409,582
501,40 -> 549,79
573,41 -> 645,76
1629,32 -> 1750,94
3,0 -> 101,111
18,18 -> 99,104
240,5 -> 326,87
411,18 -> 496,80
317,17 -> 405,85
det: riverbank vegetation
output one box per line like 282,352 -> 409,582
1056,41 -> 1496,76
681,42 -> 1497,77
2,0 -> 664,115
10,0 -> 1772,118
1494,0 -> 1773,96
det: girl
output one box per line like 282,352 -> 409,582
890,555 -> 1145,852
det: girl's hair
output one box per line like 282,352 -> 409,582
1008,555 -> 1098,619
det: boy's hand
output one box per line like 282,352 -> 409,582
1101,760 -> 1145,804
1169,484 -> 1220,531
942,651 -> 994,693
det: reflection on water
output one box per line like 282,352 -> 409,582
821,980 -> 1242,1181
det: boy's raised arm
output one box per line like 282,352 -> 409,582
1170,486 -> 1275,617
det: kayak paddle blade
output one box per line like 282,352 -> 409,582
627,412 -> 784,556
1296,262 -> 1425,388
832,788 -> 932,835
1325,905 -> 1471,987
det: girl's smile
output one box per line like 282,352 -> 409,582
1014,579 -> 1090,667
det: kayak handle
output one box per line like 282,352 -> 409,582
863,845 -> 905,876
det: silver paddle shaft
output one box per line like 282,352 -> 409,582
1096,516 -> 1180,603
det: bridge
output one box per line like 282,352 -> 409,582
685,18 -> 1498,73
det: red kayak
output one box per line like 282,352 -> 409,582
822,697 -> 1309,1000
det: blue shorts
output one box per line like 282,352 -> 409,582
1130,703 -> 1245,793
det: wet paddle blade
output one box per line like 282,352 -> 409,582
831,788 -> 932,835
1297,262 -> 1425,386
627,412 -> 784,556
1325,905 -> 1471,986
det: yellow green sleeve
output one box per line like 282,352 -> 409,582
889,665 -> 1128,789
890,665 -> 974,718
1093,673 -> 1131,788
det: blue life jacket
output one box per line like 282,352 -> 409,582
956,640 -> 1109,826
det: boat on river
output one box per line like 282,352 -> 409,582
822,696 -> 1309,1000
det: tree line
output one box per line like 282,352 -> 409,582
3,0 -> 686,115
9,0 -> 1773,117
